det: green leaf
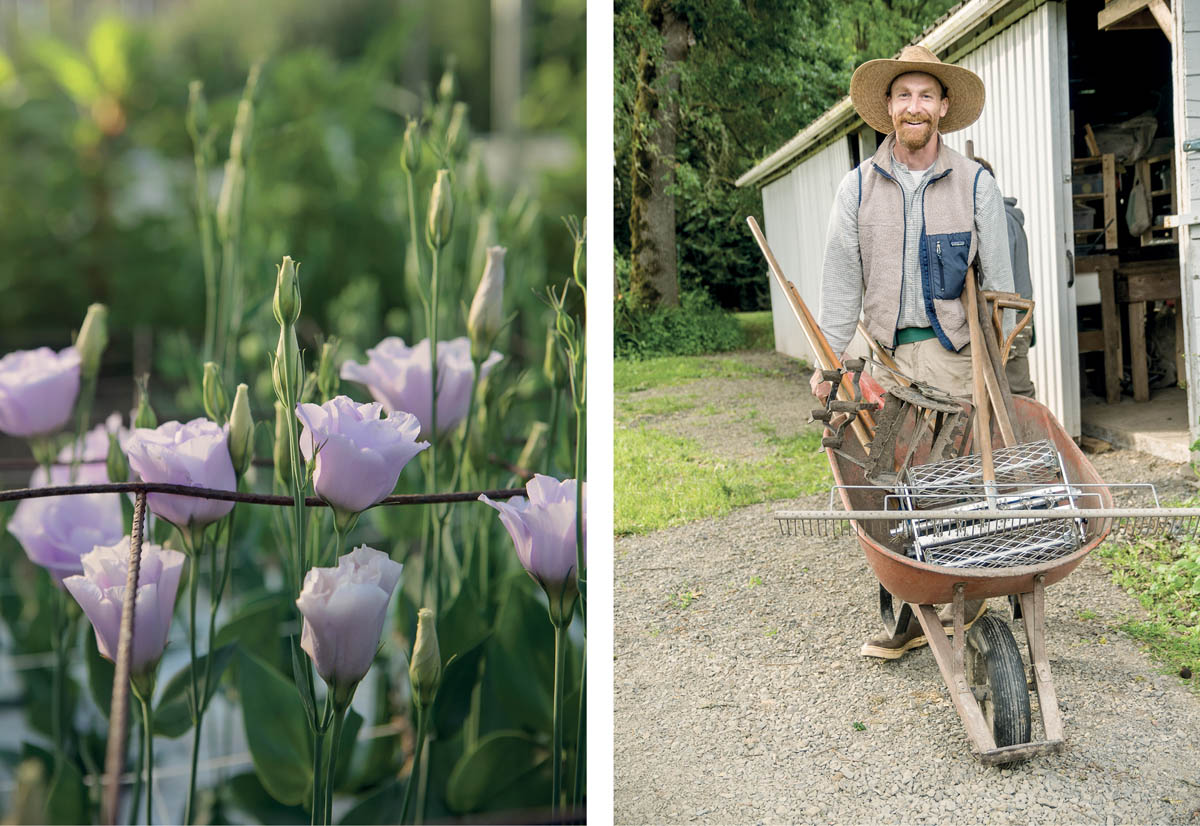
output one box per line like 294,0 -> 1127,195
333,708 -> 363,791
228,772 -> 310,825
153,643 -> 236,738
337,778 -> 406,825
483,575 -> 555,733
444,731 -> 550,814
28,36 -> 101,106
215,590 -> 290,669
431,586 -> 493,734
237,650 -> 312,807
83,623 -> 115,719
45,757 -> 87,825
85,17 -> 129,96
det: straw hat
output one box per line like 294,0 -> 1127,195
850,45 -> 985,135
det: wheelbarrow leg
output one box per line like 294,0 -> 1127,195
912,588 -> 998,756
1017,575 -> 1065,743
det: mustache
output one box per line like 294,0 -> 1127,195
898,114 -> 932,125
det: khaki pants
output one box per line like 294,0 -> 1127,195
1004,327 -> 1036,398
875,338 -> 975,398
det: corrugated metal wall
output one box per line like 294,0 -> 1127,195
1176,3 -> 1200,440
943,2 -> 1077,434
762,138 -> 852,364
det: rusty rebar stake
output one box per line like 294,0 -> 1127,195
102,491 -> 147,825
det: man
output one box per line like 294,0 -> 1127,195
811,45 -> 1015,659
975,156 -> 1036,398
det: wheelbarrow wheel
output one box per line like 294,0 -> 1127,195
964,614 -> 1031,750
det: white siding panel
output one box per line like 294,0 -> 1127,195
1176,0 -> 1200,440
761,138 -> 852,363
943,3 -> 1078,434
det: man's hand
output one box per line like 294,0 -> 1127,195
809,368 -> 833,401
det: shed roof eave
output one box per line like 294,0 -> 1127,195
735,97 -> 860,189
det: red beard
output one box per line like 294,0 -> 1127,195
894,115 -> 935,151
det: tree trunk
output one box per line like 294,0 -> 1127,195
628,0 -> 690,309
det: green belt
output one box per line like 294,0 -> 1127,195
895,327 -> 937,345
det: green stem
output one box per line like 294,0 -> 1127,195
429,246 -> 441,618
325,706 -> 346,826
194,137 -> 217,363
405,172 -> 428,311
572,642 -> 586,810
50,590 -> 66,766
574,404 -> 586,607
139,694 -> 154,826
545,386 -> 560,475
551,622 -> 567,815
311,726 -> 326,826
398,708 -> 427,825
184,535 -> 203,826
128,712 -> 143,826
71,373 -> 97,483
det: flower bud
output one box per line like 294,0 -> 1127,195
467,247 -> 506,362
445,102 -> 468,156
437,67 -> 456,103
426,169 -> 454,250
409,607 -> 442,710
75,304 -> 108,380
543,326 -> 562,386
202,361 -> 230,424
273,256 -> 301,327
273,327 -> 301,407
186,80 -> 208,142
273,401 -> 291,488
317,339 -> 340,402
401,119 -> 422,174
106,432 -> 128,484
133,375 -> 157,429
228,383 -> 253,477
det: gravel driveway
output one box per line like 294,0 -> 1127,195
614,453 -> 1200,824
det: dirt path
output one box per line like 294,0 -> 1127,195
614,353 -> 1200,824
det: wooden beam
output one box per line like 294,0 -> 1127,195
1104,8 -> 1159,30
1148,0 -> 1173,43
1098,0 -> 1152,30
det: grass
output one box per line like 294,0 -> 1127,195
734,311 -> 775,351
613,355 -> 785,393
1096,534 -> 1200,680
616,393 -> 700,424
614,425 -> 830,535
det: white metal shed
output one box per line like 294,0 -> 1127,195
738,0 -> 1200,441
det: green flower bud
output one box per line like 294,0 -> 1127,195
437,67 -> 456,103
445,102 -> 468,156
401,119 -> 422,174
426,169 -> 454,250
273,256 -> 301,327
186,80 -> 208,141
272,326 -> 301,406
134,375 -> 157,429
106,432 -> 128,484
75,303 -> 108,380
202,361 -> 230,424
228,383 -> 253,477
467,246 -> 505,362
317,338 -> 340,402
543,326 -> 562,386
273,401 -> 291,489
409,608 -> 442,710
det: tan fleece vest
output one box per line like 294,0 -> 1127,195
858,134 -> 984,351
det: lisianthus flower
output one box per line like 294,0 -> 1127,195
0,346 -> 81,437
125,419 -> 237,533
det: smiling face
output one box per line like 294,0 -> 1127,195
886,72 -> 950,152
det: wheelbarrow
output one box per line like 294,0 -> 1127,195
747,215 -> 1200,765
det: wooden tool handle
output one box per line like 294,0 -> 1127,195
981,290 -> 1035,365
964,268 -> 997,500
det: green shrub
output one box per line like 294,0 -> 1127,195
615,290 -> 744,359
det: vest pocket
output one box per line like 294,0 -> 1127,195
926,231 -> 971,300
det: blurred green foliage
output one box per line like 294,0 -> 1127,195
614,0 -> 957,312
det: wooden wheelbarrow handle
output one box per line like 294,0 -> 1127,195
981,291 -> 1035,366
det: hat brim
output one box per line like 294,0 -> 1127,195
850,57 -> 985,135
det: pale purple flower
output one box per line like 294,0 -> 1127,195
64,538 -> 185,675
8,488 -> 125,584
0,346 -> 81,437
31,412 -> 129,487
297,545 -> 403,694
296,396 -> 429,517
125,418 -> 236,531
340,337 -> 502,439
480,474 -> 585,624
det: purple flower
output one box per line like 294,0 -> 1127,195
31,412 -> 129,487
340,337 -> 502,439
480,474 -> 585,625
0,346 -> 81,437
296,396 -> 429,518
8,488 -> 125,585
125,418 -> 236,531
64,538 -> 185,675
297,545 -> 403,697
